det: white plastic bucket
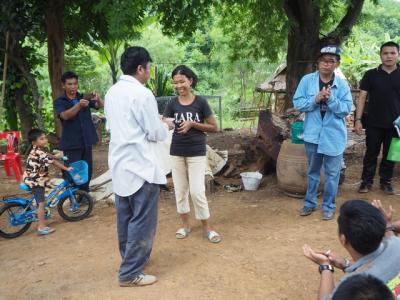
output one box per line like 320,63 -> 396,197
240,172 -> 263,191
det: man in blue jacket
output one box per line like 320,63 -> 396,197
293,46 -> 352,220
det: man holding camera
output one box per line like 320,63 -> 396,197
54,71 -> 103,191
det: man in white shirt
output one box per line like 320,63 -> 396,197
105,46 -> 173,287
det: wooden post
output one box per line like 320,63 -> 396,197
0,31 -> 10,124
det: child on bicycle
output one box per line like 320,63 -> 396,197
23,129 -> 72,235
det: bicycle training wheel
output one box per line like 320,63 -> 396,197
57,190 -> 94,222
0,203 -> 32,238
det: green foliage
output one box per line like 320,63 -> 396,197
65,44 -> 112,94
0,1 -> 43,42
30,43 -> 111,133
130,22 -> 278,124
0,1 -> 45,131
147,66 -> 174,97
340,28 -> 382,87
153,0 -> 374,61
153,0 -> 214,39
2,0 -> 400,134
133,24 -> 186,63
341,0 -> 400,86
94,0 -> 148,41
360,0 -> 400,37
153,0 -> 376,109
88,36 -> 123,84
4,98 -> 18,130
217,1 -> 287,61
41,88 -> 56,133
1,0 -> 153,134
87,4 -> 159,84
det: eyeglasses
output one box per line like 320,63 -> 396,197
319,59 -> 337,65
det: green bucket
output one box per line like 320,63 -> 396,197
387,137 -> 400,162
291,121 -> 304,144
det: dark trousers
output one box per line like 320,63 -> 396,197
115,182 -> 159,281
64,147 -> 93,191
361,127 -> 397,185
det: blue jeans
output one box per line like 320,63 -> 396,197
115,182 -> 159,282
303,142 -> 343,213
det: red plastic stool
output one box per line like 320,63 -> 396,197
0,131 -> 23,182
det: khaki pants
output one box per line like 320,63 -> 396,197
171,156 -> 210,220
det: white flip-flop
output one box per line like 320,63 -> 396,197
175,228 -> 191,239
207,230 -> 222,243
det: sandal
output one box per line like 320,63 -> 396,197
37,227 -> 55,236
224,184 -> 242,193
206,230 -> 222,243
175,228 -> 191,239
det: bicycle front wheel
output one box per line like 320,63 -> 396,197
57,190 -> 94,222
0,203 -> 32,238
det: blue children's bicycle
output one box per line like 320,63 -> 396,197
0,160 -> 94,238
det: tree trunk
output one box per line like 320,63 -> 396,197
15,83 -> 34,142
46,0 -> 65,137
284,0 -> 365,110
9,38 -> 45,130
0,31 -> 10,124
285,32 -> 320,110
12,61 -> 45,129
284,0 -> 320,110
4,96 -> 18,130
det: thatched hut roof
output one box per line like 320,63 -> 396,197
256,64 -> 287,92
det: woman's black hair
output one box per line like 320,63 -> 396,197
171,65 -> 198,89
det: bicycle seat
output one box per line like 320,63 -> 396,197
19,183 -> 31,192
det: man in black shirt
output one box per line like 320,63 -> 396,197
355,41 -> 400,194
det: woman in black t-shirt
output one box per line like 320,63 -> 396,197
163,65 -> 221,243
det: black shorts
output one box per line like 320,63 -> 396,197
31,186 -> 45,204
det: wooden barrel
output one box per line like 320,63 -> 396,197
276,140 -> 323,198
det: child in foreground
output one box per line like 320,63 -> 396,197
23,129 -> 72,235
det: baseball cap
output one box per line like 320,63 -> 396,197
319,45 -> 341,58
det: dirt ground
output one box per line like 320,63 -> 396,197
0,131 -> 399,300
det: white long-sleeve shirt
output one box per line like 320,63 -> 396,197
105,75 -> 168,197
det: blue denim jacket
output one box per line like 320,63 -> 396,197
293,71 -> 352,156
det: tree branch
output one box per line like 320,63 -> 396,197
283,0 -> 300,26
284,0 -> 320,31
323,0 -> 365,45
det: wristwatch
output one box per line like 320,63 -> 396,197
355,118 -> 362,122
319,264 -> 334,274
386,226 -> 397,233
343,258 -> 351,271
